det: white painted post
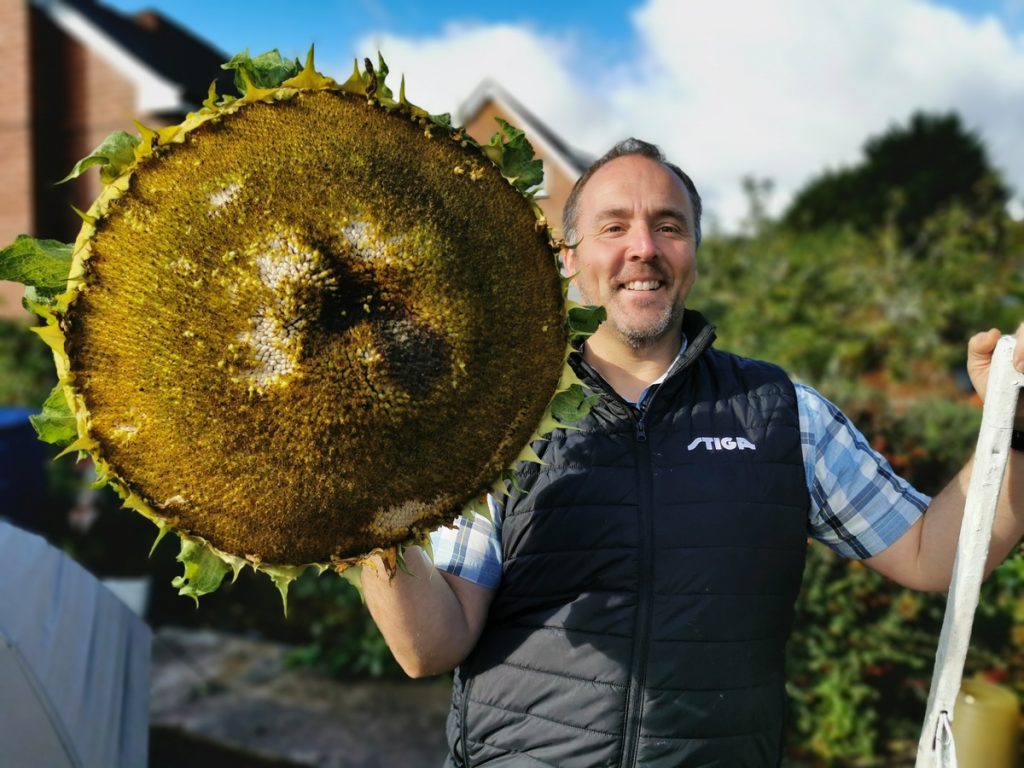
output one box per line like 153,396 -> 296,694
916,336 -> 1023,768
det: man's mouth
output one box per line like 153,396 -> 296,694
621,280 -> 663,291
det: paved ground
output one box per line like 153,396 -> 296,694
149,627 -> 451,768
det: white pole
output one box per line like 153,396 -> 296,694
916,336 -> 1022,768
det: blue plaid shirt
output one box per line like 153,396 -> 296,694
430,379 -> 930,589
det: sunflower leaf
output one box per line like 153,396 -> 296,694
374,53 -> 393,101
549,383 -> 601,424
29,385 -> 78,446
430,112 -> 454,130
487,118 -> 543,194
222,49 -> 302,94
58,131 -> 140,184
172,539 -> 232,604
0,236 -> 73,296
568,304 -> 606,340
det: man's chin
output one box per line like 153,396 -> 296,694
614,319 -> 678,349
607,303 -> 684,348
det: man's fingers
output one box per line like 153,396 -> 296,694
967,328 -> 1001,361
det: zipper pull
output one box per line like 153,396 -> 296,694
634,390 -> 654,442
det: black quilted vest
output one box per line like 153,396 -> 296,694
446,312 -> 810,767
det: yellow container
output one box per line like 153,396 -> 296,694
951,677 -> 1020,768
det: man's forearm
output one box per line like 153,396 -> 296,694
866,448 -> 1024,591
362,546 -> 493,678
915,449 -> 1024,588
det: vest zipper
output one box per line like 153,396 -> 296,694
620,406 -> 655,766
635,402 -> 648,442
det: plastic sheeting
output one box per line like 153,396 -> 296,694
0,520 -> 151,767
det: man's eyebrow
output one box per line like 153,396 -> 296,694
591,207 -> 690,226
652,207 -> 690,225
591,207 -> 634,223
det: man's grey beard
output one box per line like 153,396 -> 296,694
578,284 -> 684,350
615,302 -> 684,349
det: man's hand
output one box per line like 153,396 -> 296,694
967,323 -> 1024,426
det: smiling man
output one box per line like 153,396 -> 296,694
362,138 -> 1024,767
561,146 -> 700,401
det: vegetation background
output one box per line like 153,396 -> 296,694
0,110 -> 1021,765
699,111 -> 1024,764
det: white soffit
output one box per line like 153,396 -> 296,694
42,1 -> 185,113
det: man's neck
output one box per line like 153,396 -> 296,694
581,327 -> 683,403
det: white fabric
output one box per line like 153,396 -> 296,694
915,336 -> 1022,768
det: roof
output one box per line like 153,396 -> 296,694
458,78 -> 593,180
30,0 -> 233,113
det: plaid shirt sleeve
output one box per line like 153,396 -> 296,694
429,495 -> 504,588
796,382 -> 930,559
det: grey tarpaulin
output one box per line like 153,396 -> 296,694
0,519 -> 151,768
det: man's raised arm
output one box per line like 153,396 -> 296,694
362,546 -> 495,678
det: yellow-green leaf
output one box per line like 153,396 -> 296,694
0,235 -> 73,295
222,48 -> 301,94
172,539 -> 231,605
29,384 -> 77,446
58,131 -> 140,184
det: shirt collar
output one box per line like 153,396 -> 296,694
624,336 -> 689,407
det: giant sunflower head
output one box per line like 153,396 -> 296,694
1,51 -> 604,605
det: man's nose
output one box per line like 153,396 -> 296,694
625,224 -> 657,260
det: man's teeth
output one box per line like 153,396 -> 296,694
624,280 -> 660,290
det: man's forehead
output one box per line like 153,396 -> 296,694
579,156 -> 694,220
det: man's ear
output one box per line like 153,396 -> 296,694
561,245 -> 579,278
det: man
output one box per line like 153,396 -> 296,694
362,138 -> 1024,766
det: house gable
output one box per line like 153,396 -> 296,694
458,79 -> 591,238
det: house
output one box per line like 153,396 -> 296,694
0,0 -> 232,320
458,78 -> 591,239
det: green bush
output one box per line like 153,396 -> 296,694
0,317 -> 55,406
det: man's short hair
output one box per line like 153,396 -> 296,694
562,138 -> 702,248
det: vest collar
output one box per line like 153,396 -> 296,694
570,309 -> 718,404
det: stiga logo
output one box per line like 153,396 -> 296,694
687,436 -> 756,451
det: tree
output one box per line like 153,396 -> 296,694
782,112 -> 1011,244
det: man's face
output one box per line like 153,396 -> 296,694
563,155 -> 698,349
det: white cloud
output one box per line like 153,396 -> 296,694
336,22 -> 611,141
347,0 -> 1024,230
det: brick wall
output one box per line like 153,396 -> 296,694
1,2 -> 173,321
0,0 -> 35,319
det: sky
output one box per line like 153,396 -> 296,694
102,0 -> 1024,230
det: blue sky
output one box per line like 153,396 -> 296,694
100,0 -> 1024,228
104,0 -> 1024,68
